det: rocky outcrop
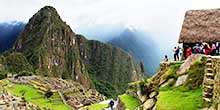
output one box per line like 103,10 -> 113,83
175,74 -> 188,86
177,54 -> 203,75
143,99 -> 156,110
116,98 -> 126,110
127,81 -> 158,110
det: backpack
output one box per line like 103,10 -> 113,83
176,48 -> 180,54
110,100 -> 114,106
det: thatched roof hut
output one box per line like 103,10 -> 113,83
179,8 -> 220,43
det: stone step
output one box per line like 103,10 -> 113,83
204,78 -> 215,85
204,85 -> 214,89
203,97 -> 212,102
203,87 -> 213,93
206,68 -> 213,73
205,73 -> 215,77
206,58 -> 212,63
203,92 -> 212,97
205,63 -> 212,66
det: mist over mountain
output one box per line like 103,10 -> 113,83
0,21 -> 161,75
0,21 -> 25,52
107,27 -> 160,75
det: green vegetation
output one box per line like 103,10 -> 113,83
2,53 -> 33,73
119,94 -> 140,110
185,58 -> 205,88
3,81 -> 71,110
162,62 -> 183,79
157,87 -> 202,110
89,73 -> 119,99
83,103 -> 108,110
86,39 -> 143,98
88,67 -> 124,99
128,80 -> 142,85
146,77 -> 153,83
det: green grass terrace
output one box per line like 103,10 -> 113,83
156,87 -> 203,110
119,94 -> 140,110
0,79 -> 71,110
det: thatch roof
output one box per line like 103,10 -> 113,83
179,8 -> 220,43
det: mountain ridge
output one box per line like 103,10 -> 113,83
108,28 -> 160,75
0,6 -> 143,97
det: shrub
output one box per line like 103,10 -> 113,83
4,52 -> 33,73
185,59 -> 205,88
162,63 -> 182,80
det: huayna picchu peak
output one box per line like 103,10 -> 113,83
0,6 -> 144,99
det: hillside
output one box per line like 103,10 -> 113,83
108,28 -> 160,75
114,54 -> 220,110
0,6 -> 143,98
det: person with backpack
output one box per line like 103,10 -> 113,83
109,100 -> 114,110
173,47 -> 179,61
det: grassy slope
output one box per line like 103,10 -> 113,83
157,87 -> 202,110
2,80 -> 71,110
119,94 -> 140,110
156,58 -> 204,110
83,103 -> 108,110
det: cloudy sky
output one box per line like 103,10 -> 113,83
1,0 -> 220,55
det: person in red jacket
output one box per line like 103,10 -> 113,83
186,47 -> 192,58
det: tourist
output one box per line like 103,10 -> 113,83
192,44 -> 200,53
179,48 -> 183,61
202,42 -> 210,49
109,100 -> 114,110
186,47 -> 192,58
173,47 -> 179,61
164,55 -> 168,62
211,43 -> 217,55
199,44 -> 204,54
176,47 -> 180,60
203,43 -> 211,55
216,42 -> 220,55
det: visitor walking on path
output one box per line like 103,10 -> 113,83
109,100 -> 114,110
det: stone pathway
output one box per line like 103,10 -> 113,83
203,58 -> 215,102
99,99 -> 118,110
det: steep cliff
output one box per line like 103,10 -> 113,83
0,6 -> 143,97
76,35 -> 142,97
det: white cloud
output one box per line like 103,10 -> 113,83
1,0 -> 220,55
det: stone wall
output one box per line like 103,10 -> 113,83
212,58 -> 220,110
203,57 -> 220,110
